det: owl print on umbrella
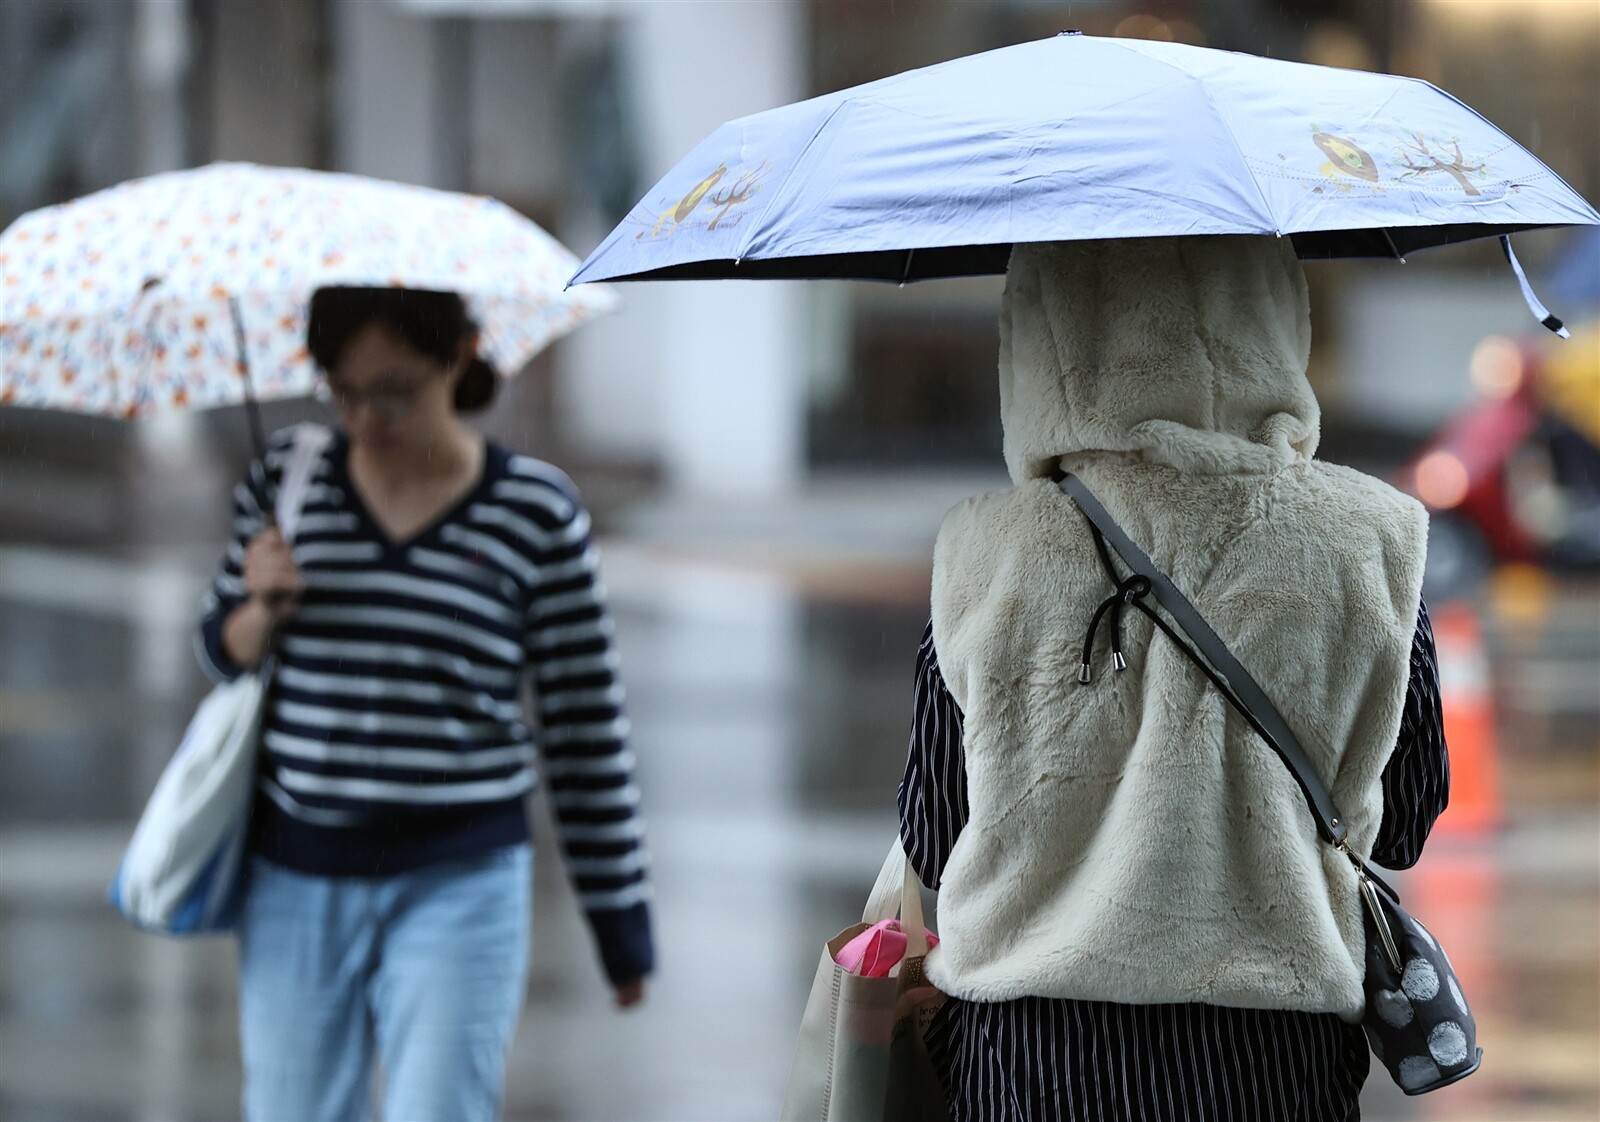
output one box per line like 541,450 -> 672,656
1307,123 -> 1498,199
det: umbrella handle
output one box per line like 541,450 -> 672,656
251,511 -> 296,617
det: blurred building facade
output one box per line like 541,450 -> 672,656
0,0 -> 1596,529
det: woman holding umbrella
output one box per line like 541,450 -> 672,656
556,27 -> 1596,1120
199,286 -> 653,1122
0,163 -> 643,1121
898,235 -> 1450,1120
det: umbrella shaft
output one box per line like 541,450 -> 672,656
229,295 -> 268,460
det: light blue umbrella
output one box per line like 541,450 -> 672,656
570,32 -> 1597,332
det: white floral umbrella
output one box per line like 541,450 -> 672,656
0,162 -> 617,422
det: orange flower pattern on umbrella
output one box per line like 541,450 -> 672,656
0,162 -> 617,417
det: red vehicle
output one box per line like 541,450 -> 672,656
1400,330 -> 1600,599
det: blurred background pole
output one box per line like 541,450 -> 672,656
432,17 -> 472,191
618,0 -> 809,497
131,0 -> 202,507
135,0 -> 190,176
130,0 -> 202,509
132,5 -> 202,1122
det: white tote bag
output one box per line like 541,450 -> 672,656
109,424 -> 330,934
781,840 -> 950,1122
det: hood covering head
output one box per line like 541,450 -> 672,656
998,235 -> 1318,482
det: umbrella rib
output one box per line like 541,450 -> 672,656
1097,40 -> 1280,236
230,295 -> 268,459
733,101 -> 850,265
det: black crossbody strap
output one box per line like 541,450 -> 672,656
1059,474 -> 1351,847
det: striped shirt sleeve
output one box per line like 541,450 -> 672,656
898,621 -> 969,891
195,435 -> 289,684
1370,600 -> 1451,869
524,486 -> 654,985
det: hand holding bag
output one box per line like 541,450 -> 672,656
1060,473 -> 1482,1096
108,424 -> 330,935
781,841 -> 951,1122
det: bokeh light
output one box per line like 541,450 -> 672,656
1114,14 -> 1174,42
1415,450 -> 1472,508
1469,335 -> 1525,398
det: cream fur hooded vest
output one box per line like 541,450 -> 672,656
926,236 -> 1427,1018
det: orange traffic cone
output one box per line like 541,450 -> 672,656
1406,847 -> 1501,1121
1430,600 -> 1503,836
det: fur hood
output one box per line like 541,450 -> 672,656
999,235 -> 1319,483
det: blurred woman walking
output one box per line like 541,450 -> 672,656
199,287 -> 653,1122
900,236 -> 1450,1121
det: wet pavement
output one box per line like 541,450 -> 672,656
0,505 -> 1595,1121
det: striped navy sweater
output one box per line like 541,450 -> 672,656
199,427 -> 652,984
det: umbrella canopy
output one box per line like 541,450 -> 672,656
570,32 -> 1599,286
0,163 -> 617,418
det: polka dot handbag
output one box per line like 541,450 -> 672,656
1060,473 -> 1484,1097
1358,867 -> 1483,1093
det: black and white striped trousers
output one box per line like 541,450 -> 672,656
924,993 -> 1368,1122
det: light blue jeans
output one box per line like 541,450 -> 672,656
238,847 -> 531,1122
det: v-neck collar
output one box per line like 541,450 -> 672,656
329,429 -> 504,556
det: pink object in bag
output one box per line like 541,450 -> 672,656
832,919 -> 939,978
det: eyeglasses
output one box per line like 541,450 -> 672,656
315,378 -> 428,422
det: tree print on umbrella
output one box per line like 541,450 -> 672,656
1393,132 -> 1491,196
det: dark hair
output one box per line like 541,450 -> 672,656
307,287 -> 498,413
